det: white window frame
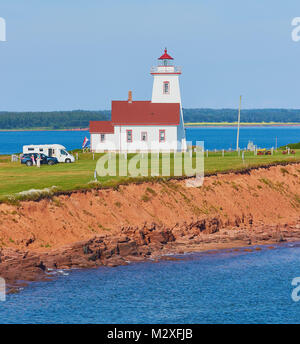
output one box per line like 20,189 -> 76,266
126,129 -> 132,143
163,81 -> 170,94
159,129 -> 166,143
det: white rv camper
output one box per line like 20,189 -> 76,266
23,144 -> 75,163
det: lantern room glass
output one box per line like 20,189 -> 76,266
158,59 -> 173,67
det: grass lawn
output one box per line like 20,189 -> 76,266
0,149 -> 299,202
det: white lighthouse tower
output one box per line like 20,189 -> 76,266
150,48 -> 187,151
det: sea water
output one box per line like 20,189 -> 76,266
0,126 -> 299,154
0,243 -> 300,324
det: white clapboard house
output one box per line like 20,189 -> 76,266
90,49 -> 187,152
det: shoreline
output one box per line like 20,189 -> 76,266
0,128 -> 89,132
185,123 -> 300,128
0,123 -> 300,132
1,161 -> 300,293
3,224 -> 300,294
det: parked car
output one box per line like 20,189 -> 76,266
23,144 -> 75,163
21,153 -> 59,167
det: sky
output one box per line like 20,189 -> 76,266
0,0 -> 300,111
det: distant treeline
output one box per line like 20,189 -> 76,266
285,142 -> 300,149
0,110 -> 110,129
0,108 -> 299,129
183,109 -> 300,123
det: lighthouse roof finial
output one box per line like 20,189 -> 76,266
158,48 -> 174,60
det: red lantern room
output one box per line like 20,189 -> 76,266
158,48 -> 174,66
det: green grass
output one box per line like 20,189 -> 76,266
0,149 -> 299,203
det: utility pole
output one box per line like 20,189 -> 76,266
236,95 -> 242,152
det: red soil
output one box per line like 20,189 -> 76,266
1,163 -> 300,292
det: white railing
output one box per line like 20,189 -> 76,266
150,66 -> 182,74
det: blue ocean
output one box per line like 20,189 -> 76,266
0,243 -> 300,324
0,126 -> 299,154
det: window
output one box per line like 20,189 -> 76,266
100,134 -> 105,142
60,149 -> 67,156
159,130 -> 165,143
126,129 -> 132,142
28,148 -> 34,151
141,132 -> 147,142
163,81 -> 170,94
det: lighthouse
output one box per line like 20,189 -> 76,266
151,48 -> 187,151
90,48 -> 187,152
151,48 -> 182,104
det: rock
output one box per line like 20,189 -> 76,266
25,237 -> 35,247
8,287 -> 21,294
94,237 -> 104,244
277,235 -> 286,243
83,245 -> 93,255
117,236 -> 130,243
148,230 -> 175,244
106,256 -> 127,267
52,254 -> 72,268
118,241 -> 138,257
88,249 -> 102,261
137,246 -> 152,256
36,261 -> 46,271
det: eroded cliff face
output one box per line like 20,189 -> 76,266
1,163 -> 300,290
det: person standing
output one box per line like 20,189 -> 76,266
37,154 -> 41,168
31,154 -> 36,166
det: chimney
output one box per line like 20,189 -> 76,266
128,90 -> 132,103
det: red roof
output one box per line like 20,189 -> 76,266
111,101 -> 180,125
89,121 -> 114,133
89,101 -> 180,134
158,48 -> 173,60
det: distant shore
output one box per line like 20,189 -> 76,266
0,128 -> 89,132
1,123 -> 300,132
185,122 -> 300,127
